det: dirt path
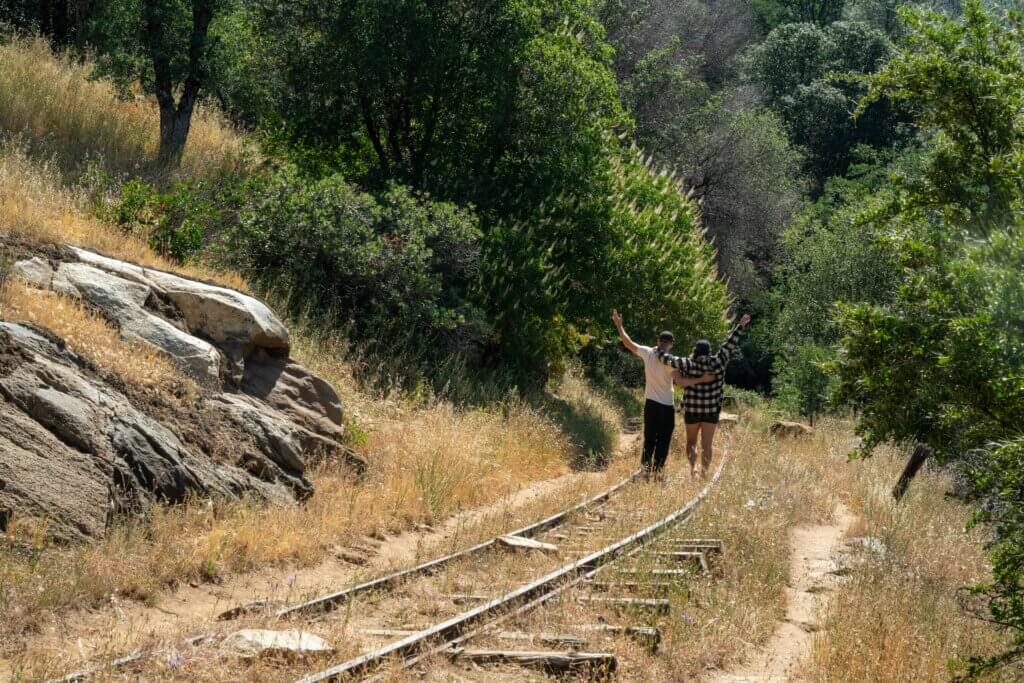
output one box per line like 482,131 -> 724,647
711,502 -> 857,682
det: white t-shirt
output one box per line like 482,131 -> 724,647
634,344 -> 675,407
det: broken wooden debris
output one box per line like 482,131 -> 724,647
449,648 -> 617,674
498,534 -> 558,553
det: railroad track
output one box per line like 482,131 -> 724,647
295,459 -> 726,682
52,459 -> 647,681
51,433 -> 729,682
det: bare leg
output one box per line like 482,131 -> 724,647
700,422 -> 718,476
685,422 -> 701,477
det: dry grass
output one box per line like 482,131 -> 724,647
0,36 -> 245,182
807,448 -> 1012,682
0,139 -> 249,291
0,373 -> 606,650
0,278 -> 196,399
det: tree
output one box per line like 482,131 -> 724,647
90,0 -> 231,169
833,1 -> 1024,674
751,20 -> 903,189
611,32 -> 804,302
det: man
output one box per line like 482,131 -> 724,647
612,310 -> 714,475
655,313 -> 751,478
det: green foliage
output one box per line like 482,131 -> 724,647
753,0 -> 846,33
751,20 -> 902,187
772,343 -> 836,420
857,0 -> 1024,231
223,166 -> 487,369
94,175 -> 226,262
771,149 -> 905,348
615,31 -> 804,301
833,1 -> 1024,674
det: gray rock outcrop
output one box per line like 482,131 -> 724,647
1,244 -> 367,542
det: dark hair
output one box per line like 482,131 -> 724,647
693,339 -> 711,357
658,331 -> 675,343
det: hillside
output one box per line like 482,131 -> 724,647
3,0 -> 1024,679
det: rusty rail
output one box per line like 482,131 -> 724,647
295,459 -> 726,683
49,469 -> 641,683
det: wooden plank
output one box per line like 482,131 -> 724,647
615,568 -> 689,578
588,580 -> 674,592
498,535 -> 558,553
577,624 -> 661,652
449,648 -> 617,674
645,550 -> 710,573
576,596 -> 671,615
668,539 -> 724,554
493,631 -> 589,648
443,593 -> 490,606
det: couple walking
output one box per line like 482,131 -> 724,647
612,309 -> 751,480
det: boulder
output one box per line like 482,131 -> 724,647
769,420 -> 814,438
2,243 -> 363,539
719,412 -> 739,426
43,260 -> 223,385
221,630 -> 333,659
0,322 -> 297,542
70,247 -> 289,351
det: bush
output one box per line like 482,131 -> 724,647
224,167 -> 488,371
93,174 -> 239,263
772,343 -> 835,421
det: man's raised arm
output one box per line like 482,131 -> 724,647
611,309 -> 639,355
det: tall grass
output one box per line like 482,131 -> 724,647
808,450 -> 1012,682
0,279 -> 196,400
0,138 -> 249,290
0,35 -> 630,656
0,36 -> 245,181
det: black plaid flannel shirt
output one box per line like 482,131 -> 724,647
654,325 -> 744,415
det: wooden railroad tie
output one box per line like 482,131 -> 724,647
644,550 -> 710,574
667,538 -> 724,555
576,596 -> 671,615
448,648 -> 618,674
587,580 -> 675,593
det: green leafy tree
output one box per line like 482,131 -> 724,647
90,0 -> 232,168
751,20 -> 902,188
833,1 -> 1024,674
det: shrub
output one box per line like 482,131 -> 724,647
224,167 -> 487,371
772,343 -> 835,422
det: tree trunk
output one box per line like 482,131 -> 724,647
892,443 -> 932,500
157,91 -> 197,170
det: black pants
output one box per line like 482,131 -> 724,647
642,399 -> 675,472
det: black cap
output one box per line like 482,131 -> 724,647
658,331 -> 675,343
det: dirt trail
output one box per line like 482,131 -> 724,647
711,501 -> 857,682
3,433 -> 640,676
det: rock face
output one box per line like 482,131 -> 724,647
1,245 -> 366,542
769,420 -> 814,438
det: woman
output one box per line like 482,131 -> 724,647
656,313 -> 751,478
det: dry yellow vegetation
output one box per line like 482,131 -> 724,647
0,278 -> 197,399
0,36 -> 244,181
0,37 -> 623,658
